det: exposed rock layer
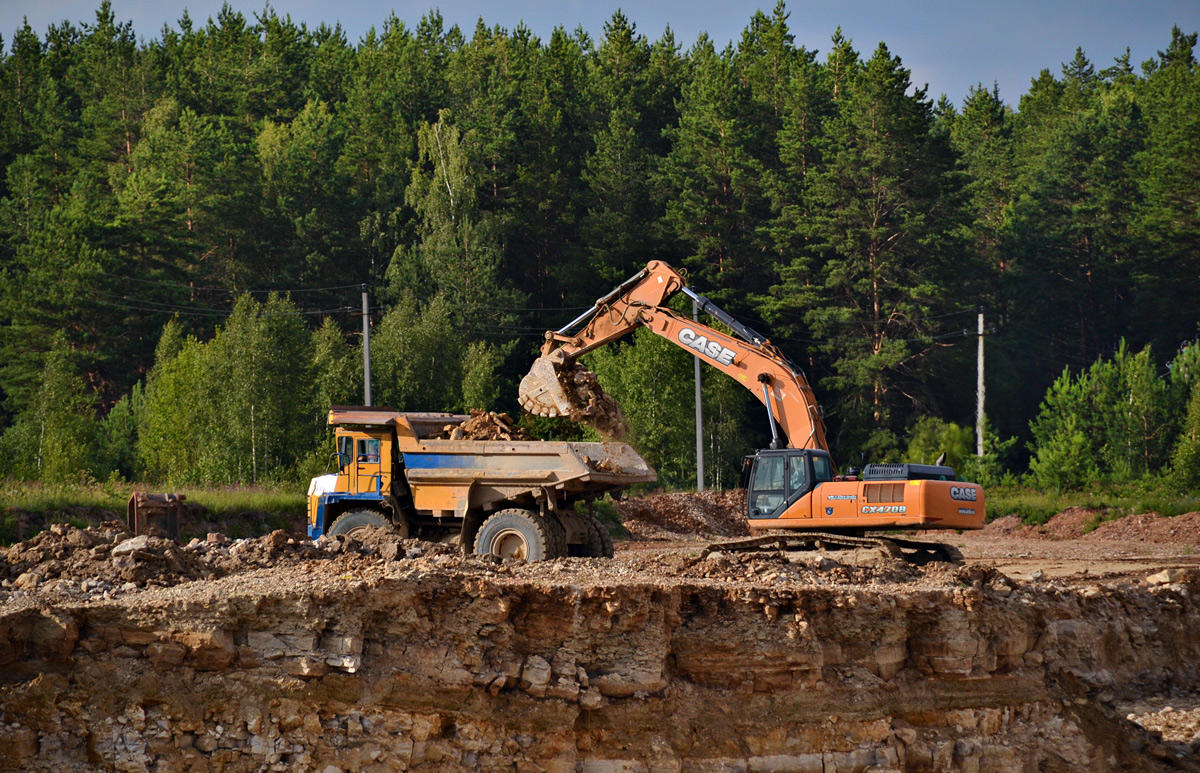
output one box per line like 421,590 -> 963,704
1,546 -> 1197,771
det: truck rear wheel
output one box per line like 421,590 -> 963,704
328,509 -> 407,539
474,509 -> 561,561
586,513 -> 615,558
567,513 -> 614,558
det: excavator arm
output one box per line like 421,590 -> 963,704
519,261 -> 829,451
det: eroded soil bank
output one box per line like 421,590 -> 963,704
2,520 -> 1199,771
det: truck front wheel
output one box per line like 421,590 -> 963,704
328,509 -> 408,539
474,509 -> 561,561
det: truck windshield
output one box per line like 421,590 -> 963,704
337,436 -> 352,470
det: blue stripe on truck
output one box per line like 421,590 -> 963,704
402,453 -> 487,470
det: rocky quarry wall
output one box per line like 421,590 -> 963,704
1,527 -> 1198,771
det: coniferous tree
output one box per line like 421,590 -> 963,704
658,36 -> 768,310
581,12 -> 658,286
780,41 -> 968,455
1133,27 -> 1200,352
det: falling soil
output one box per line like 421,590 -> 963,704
3,498 -> 1200,771
557,362 -> 627,438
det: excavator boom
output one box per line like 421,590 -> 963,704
518,261 -> 828,450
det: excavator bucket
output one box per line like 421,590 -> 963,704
518,356 -> 576,418
518,356 -> 628,438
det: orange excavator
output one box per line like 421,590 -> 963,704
518,260 -> 984,561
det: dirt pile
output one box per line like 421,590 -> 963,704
984,509 -> 1200,545
1088,511 -> 1200,544
0,523 -> 457,605
616,489 -> 750,539
436,410 -> 532,441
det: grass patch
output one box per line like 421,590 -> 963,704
0,478 -> 307,545
985,481 -> 1200,527
590,496 -> 631,539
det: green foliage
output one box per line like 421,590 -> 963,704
1028,414 -> 1100,492
461,341 -> 502,411
905,416 -> 973,468
1028,342 -> 1184,490
956,421 -> 1019,488
95,382 -> 141,480
0,7 -> 1197,493
1171,377 -> 1200,491
0,335 -> 102,483
139,295 -> 317,484
370,293 -> 461,412
585,328 -> 698,487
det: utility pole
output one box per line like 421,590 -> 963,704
362,285 -> 373,407
976,309 -> 985,456
693,299 -> 704,492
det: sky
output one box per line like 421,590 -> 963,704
3,0 -> 1197,105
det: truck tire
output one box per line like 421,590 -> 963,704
565,513 -> 614,558
328,509 -> 405,539
474,509 -> 561,561
586,513 -> 615,558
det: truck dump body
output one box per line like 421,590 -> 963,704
399,439 -> 655,517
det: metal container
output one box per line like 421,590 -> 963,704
127,492 -> 185,541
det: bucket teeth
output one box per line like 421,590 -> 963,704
517,357 -> 573,418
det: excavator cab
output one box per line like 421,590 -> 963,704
747,449 -> 834,519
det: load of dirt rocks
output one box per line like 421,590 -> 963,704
436,410 -> 533,441
615,489 -> 749,540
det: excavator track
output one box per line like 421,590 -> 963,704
701,532 -> 964,565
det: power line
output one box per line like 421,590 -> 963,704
761,305 -> 981,327
96,270 -> 365,296
91,294 -> 358,318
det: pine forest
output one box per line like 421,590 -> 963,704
1,1 -> 1199,495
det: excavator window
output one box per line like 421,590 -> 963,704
750,455 -> 787,515
812,455 -> 833,483
788,456 -> 808,493
750,451 -> 832,518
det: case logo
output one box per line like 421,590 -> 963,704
677,327 -> 737,366
950,486 -> 978,501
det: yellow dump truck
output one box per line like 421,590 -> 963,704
306,407 -> 655,560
